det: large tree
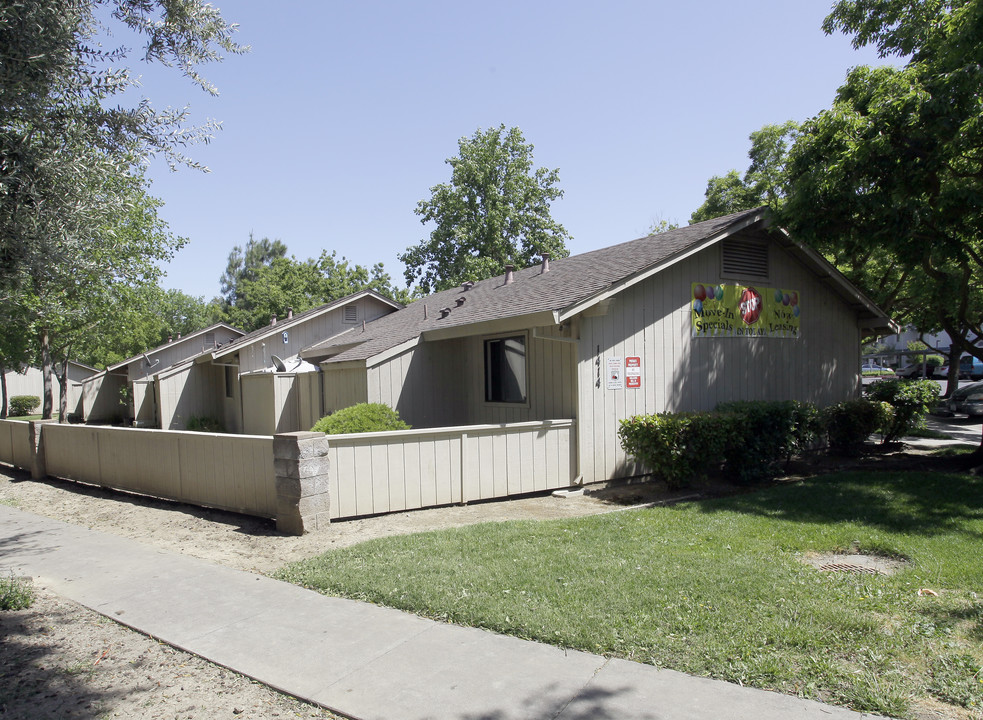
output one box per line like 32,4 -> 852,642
219,234 -> 289,309
778,0 -> 983,399
220,243 -> 409,333
400,125 -> 571,294
1,0 -> 245,418
690,122 -> 800,223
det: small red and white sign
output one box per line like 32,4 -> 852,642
625,356 -> 641,389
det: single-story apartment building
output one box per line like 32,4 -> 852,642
82,323 -> 244,424
152,290 -> 402,433
2,361 -> 98,416
305,207 -> 893,485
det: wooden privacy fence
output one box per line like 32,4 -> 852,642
0,418 -> 578,531
0,420 -> 276,519
326,419 -> 578,519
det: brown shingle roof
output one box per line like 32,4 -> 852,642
320,208 -> 768,364
212,289 -> 402,360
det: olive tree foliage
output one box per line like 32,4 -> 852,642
778,0 -> 983,396
400,125 -> 571,294
1,0 -> 245,418
689,122 -> 800,223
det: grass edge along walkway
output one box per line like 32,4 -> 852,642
276,469 -> 983,720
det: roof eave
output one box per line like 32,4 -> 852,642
557,209 -> 769,323
774,227 -> 895,330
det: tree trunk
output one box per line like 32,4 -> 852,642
0,365 -> 7,418
57,355 -> 69,423
943,339 -> 962,398
40,328 -> 53,419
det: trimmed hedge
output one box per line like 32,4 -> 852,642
619,400 -> 823,488
716,400 -> 823,485
617,412 -> 732,489
8,395 -> 39,417
619,389 -> 935,488
312,403 -> 410,435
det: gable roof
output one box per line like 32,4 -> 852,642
316,208 -> 893,366
105,322 -> 243,374
209,289 -> 403,362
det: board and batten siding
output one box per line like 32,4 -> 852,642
0,419 -> 32,471
327,420 -> 576,519
156,363 -> 226,431
365,332 -> 576,429
576,237 -> 862,485
41,424 -> 276,518
322,364 -> 368,415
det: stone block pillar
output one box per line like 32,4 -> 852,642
273,431 -> 330,535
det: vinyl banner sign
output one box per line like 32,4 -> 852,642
691,283 -> 801,338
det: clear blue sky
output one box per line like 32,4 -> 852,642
131,0 -> 890,300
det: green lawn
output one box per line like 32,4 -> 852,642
276,469 -> 983,719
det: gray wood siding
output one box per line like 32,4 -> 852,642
240,373 -> 276,436
322,366 -> 369,415
366,331 -> 576,429
367,338 -> 469,428
327,420 -> 576,519
42,424 -> 276,518
576,238 -> 862,484
157,364 -> 226,431
82,373 -> 126,422
239,297 -> 395,374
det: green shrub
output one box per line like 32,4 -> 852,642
716,400 -> 823,484
185,415 -> 224,433
618,412 -> 734,488
312,403 -> 410,435
0,574 -> 35,611
866,378 -> 940,443
823,398 -> 893,454
8,395 -> 39,417
620,401 -> 823,488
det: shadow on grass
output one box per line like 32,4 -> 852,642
696,470 -> 983,538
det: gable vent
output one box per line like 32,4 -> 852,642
343,304 -> 358,323
721,239 -> 769,279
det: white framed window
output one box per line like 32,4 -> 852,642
484,333 -> 528,404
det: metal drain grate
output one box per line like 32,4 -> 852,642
818,563 -> 883,575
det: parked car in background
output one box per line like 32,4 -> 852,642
896,362 -> 941,378
947,381 -> 983,416
958,355 -> 983,381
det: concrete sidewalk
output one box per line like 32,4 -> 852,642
0,505 -> 882,720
